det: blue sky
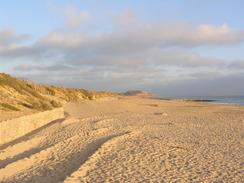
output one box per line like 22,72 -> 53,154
0,0 -> 244,96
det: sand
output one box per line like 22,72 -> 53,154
0,96 -> 243,182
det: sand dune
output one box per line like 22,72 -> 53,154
0,97 -> 243,182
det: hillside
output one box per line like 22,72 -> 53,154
0,73 -> 117,121
123,90 -> 157,97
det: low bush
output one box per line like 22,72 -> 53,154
18,102 -> 33,109
32,101 -> 53,111
1,103 -> 20,111
26,84 -> 33,89
46,87 -> 55,96
41,101 -> 53,110
50,100 -> 62,108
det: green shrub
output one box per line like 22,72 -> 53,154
1,103 -> 20,111
32,101 -> 53,111
46,87 -> 55,96
0,73 -> 44,99
26,84 -> 33,89
41,101 -> 53,110
80,89 -> 94,100
18,102 -> 33,109
32,101 -> 41,110
50,100 -> 62,108
88,95 -> 93,100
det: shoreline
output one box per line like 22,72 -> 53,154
151,96 -> 244,106
0,96 -> 243,182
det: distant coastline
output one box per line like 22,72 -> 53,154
152,96 -> 244,106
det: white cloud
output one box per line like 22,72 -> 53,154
0,44 -> 36,58
148,72 -> 244,96
63,6 -> 93,29
114,8 -> 138,28
1,21 -> 244,62
0,28 -> 29,46
14,63 -> 74,71
184,23 -> 244,45
37,32 -> 87,49
189,71 -> 223,79
229,60 -> 244,69
1,18 -> 244,96
33,22 -> 244,56
136,48 -> 225,68
14,63 -> 33,70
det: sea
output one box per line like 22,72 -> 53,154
156,96 -> 244,106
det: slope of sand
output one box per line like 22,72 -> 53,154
0,97 -> 243,182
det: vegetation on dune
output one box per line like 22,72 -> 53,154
46,87 -> 55,96
0,73 -> 44,100
80,89 -> 94,100
1,103 -> 20,111
18,102 -> 33,109
32,100 -> 53,111
50,100 -> 62,108
0,73 -> 118,114
26,84 -> 33,89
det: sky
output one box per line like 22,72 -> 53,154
0,0 -> 244,97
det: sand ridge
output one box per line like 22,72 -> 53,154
0,96 -> 243,182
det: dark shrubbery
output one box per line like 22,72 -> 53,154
18,102 -> 33,109
80,89 -> 94,100
46,87 -> 55,96
26,84 -> 33,89
32,101 -> 53,111
50,100 -> 62,108
0,73 -> 43,99
1,103 -> 20,111
32,100 -> 62,111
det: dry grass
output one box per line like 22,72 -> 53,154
1,103 -> 20,111
0,73 -> 118,118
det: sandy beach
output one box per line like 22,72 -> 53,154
0,96 -> 243,182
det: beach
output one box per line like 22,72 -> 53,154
0,96 -> 243,182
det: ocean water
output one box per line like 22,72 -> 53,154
161,96 -> 244,106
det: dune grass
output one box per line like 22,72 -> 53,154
1,103 -> 20,111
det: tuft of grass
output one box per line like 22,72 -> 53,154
50,100 -> 62,108
32,101 -> 53,111
26,84 -> 33,89
0,73 -> 44,99
0,73 -> 118,106
41,101 -> 53,110
18,102 -> 33,109
80,89 -> 94,100
46,87 -> 55,96
1,103 -> 20,111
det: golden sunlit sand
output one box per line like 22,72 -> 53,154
0,97 -> 243,182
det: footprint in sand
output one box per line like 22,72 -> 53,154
91,118 -> 114,125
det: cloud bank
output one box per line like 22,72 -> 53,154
1,7 -> 244,96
